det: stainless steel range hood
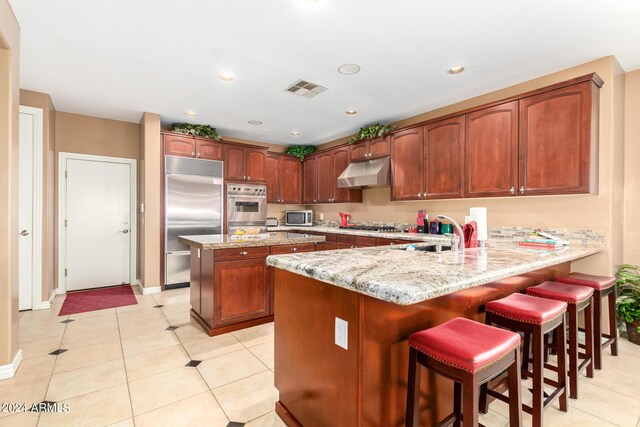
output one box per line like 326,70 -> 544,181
337,156 -> 390,188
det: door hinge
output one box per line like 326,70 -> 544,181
65,170 -> 68,178
64,268 -> 68,277
64,220 -> 68,227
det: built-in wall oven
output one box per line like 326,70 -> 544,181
226,183 -> 267,234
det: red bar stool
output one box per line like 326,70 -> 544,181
526,281 -> 594,399
556,273 -> 618,369
483,293 -> 568,427
406,317 -> 522,427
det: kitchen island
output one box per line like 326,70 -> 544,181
266,241 -> 605,427
179,232 -> 325,336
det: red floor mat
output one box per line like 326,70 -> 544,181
58,285 -> 138,316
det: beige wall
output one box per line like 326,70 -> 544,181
20,89 -> 56,302
0,0 -> 20,367
312,56 -> 626,276
140,113 -> 161,288
624,69 -> 640,265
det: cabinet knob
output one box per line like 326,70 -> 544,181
520,186 -> 525,194
509,186 -> 515,195
243,176 -> 247,181
314,199 -> 317,203
240,251 -> 248,256
197,152 -> 201,158
191,152 -> 195,157
422,192 -> 427,198
291,247 -> 298,252
417,193 -> 422,199
248,176 -> 251,181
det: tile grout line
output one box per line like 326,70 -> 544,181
151,291 -> 235,424
115,305 -> 138,427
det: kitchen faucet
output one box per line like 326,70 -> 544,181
437,215 -> 465,255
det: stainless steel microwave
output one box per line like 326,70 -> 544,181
285,210 -> 313,226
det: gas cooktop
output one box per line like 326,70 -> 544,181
338,225 -> 402,232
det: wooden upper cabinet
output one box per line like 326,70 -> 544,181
266,154 -> 280,203
303,155 -> 318,204
316,152 -> 333,203
350,136 -> 391,162
195,139 -> 222,161
280,156 -> 302,204
391,128 -> 423,201
464,101 -> 519,198
245,148 -> 267,182
164,134 -> 196,157
332,146 -> 351,202
224,145 -> 247,180
223,144 -> 267,182
518,81 -> 598,195
424,116 -> 465,199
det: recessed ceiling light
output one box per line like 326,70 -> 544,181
338,64 -> 361,75
448,66 -> 465,75
184,111 -> 198,117
218,72 -> 235,81
346,110 -> 357,115
291,131 -> 300,136
248,120 -> 263,125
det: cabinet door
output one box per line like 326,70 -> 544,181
280,156 -> 302,204
195,139 -> 222,161
213,259 -> 269,327
336,242 -> 355,250
164,134 -> 195,157
464,101 -> 519,198
424,116 -> 465,199
316,242 -> 337,251
246,148 -> 267,182
303,155 -> 318,204
519,82 -> 596,195
369,136 -> 390,159
332,147 -> 351,202
224,145 -> 246,180
266,154 -> 280,203
350,141 -> 369,162
391,128 -> 423,200
316,152 -> 334,203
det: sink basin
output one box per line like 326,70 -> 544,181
391,244 -> 452,252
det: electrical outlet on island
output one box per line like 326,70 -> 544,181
335,317 -> 348,350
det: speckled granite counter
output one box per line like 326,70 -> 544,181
179,232 -> 325,250
266,241 -> 605,305
268,225 -> 451,243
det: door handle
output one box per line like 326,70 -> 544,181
119,229 -> 129,234
20,229 -> 30,236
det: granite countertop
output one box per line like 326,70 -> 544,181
178,232 -> 325,250
266,240 -> 605,306
269,225 -> 451,243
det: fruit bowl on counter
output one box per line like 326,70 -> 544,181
231,227 -> 269,239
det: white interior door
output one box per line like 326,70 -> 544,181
19,111 -> 34,310
65,158 -> 132,291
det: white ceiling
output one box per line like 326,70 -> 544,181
10,0 -> 640,145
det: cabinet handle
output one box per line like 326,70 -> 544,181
314,199 -> 317,203
510,186 -> 515,195
191,151 -> 195,157
351,245 -> 355,248
291,247 -> 298,252
240,251 -> 248,256
248,176 -> 251,181
197,152 -> 201,158
422,192 -> 427,198
417,193 -> 422,199
243,175 -> 247,181
390,243 -> 395,245
520,186 -> 525,194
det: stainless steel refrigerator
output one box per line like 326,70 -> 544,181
164,155 -> 223,289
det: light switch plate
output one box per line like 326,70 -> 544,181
335,317 -> 348,350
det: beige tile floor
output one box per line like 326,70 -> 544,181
1,287 -> 639,427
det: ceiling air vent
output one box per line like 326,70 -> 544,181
284,79 -> 328,99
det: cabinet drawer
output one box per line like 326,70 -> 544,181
354,236 -> 377,247
336,234 -> 356,244
214,246 -> 270,262
316,242 -> 337,251
322,233 -> 337,242
336,242 -> 355,250
271,243 -> 316,255
376,238 -> 418,246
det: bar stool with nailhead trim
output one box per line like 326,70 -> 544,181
555,273 -> 618,370
481,293 -> 568,427
526,281 -> 594,399
406,317 -> 523,427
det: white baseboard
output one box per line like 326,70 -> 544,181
0,350 -> 23,381
55,288 -> 65,295
137,281 -> 161,295
39,291 -> 57,310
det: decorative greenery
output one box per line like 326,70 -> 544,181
348,123 -> 395,145
616,264 -> 640,333
284,145 -> 317,161
171,123 -> 221,140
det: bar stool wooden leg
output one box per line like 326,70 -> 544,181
532,327 -> 544,427
592,290 -> 603,370
453,382 -> 462,427
522,333 -> 530,379
462,374 -> 479,427
585,299 -> 594,378
508,349 -> 523,427
568,304 -> 579,399
608,289 -> 618,356
555,316 -> 568,412
406,347 -> 421,427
